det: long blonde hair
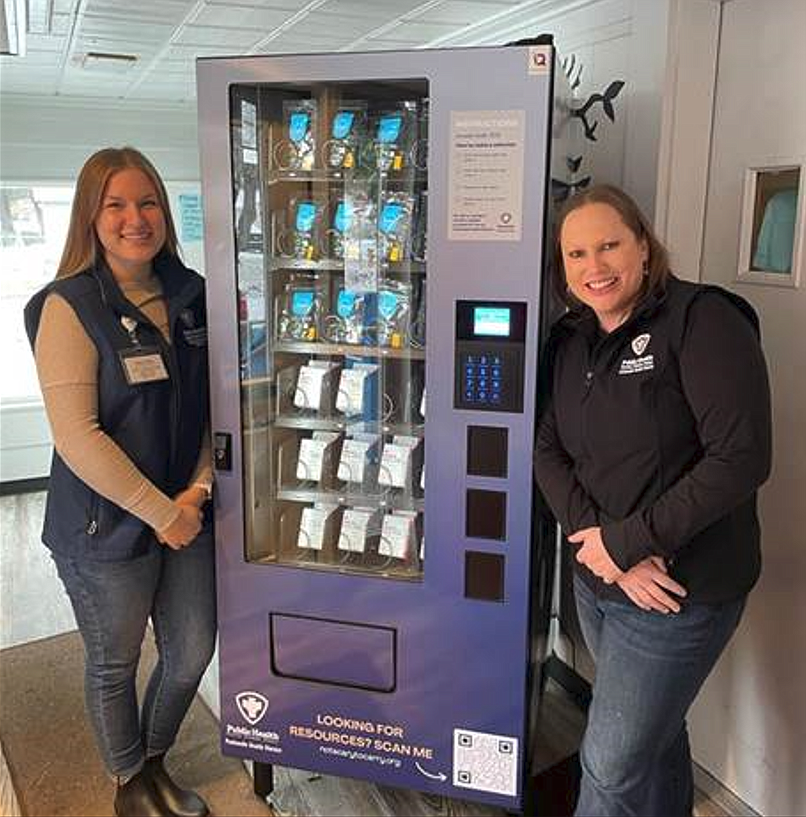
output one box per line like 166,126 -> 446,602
57,146 -> 179,278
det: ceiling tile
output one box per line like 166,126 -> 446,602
191,5 -> 294,29
173,25 -> 264,48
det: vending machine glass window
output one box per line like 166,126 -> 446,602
231,80 -> 429,581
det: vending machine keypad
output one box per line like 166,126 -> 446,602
454,301 -> 526,413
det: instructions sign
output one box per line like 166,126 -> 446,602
448,110 -> 525,242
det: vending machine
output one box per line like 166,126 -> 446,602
197,42 -> 568,812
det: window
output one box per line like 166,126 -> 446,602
0,185 -> 74,403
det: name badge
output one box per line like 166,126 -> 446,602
119,346 -> 170,385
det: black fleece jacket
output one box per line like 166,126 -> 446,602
534,276 -> 772,604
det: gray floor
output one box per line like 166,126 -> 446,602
0,491 -> 729,816
0,491 -> 75,649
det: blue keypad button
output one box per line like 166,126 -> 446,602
492,366 -> 502,378
478,366 -> 489,377
492,379 -> 502,392
478,379 -> 488,390
465,389 -> 475,401
478,391 -> 488,401
465,365 -> 476,377
491,393 -> 502,404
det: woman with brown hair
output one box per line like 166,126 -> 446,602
25,147 -> 214,817
535,184 -> 772,815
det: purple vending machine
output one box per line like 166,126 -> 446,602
197,42 -> 566,813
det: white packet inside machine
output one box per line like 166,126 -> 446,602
337,432 -> 380,487
378,434 -> 421,489
296,431 -> 341,483
337,507 -> 380,553
297,503 -> 340,551
336,362 -> 378,416
294,360 -> 340,412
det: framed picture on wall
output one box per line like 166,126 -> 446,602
737,158 -> 804,287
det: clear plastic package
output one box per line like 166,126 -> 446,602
322,103 -> 367,170
276,278 -> 326,342
274,99 -> 317,171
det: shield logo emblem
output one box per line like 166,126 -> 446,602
631,333 -> 651,356
235,691 -> 269,725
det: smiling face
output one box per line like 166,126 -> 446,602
94,168 -> 166,281
560,202 -> 649,332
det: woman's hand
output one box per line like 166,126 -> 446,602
157,504 -> 203,549
569,526 -> 623,583
173,485 -> 208,509
617,556 -> 687,613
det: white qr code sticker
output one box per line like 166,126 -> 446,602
453,728 -> 519,796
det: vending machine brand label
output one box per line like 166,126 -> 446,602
235,690 -> 269,725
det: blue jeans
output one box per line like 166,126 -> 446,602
573,575 -> 745,817
53,531 -> 216,780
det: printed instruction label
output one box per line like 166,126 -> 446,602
448,110 -> 525,242
453,728 -> 519,796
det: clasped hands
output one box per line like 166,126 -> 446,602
570,526 -> 686,614
156,485 -> 208,550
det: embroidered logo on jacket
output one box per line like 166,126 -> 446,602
619,334 -> 654,375
631,333 -> 651,355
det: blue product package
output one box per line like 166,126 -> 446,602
336,289 -> 357,318
334,200 -> 353,233
378,290 -> 399,320
291,290 -> 315,316
295,202 -> 317,232
379,202 -> 404,235
289,111 -> 310,143
332,110 -> 355,139
377,114 -> 403,144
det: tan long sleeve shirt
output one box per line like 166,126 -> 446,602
34,270 -> 212,534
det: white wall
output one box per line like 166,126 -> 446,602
0,96 -> 203,482
441,0 -> 671,218
660,1 -> 806,814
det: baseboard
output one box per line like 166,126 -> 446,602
0,477 -> 48,496
693,763 -> 759,816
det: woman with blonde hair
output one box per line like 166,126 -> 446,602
25,147 -> 214,817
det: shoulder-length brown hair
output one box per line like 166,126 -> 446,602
57,146 -> 179,278
553,184 -> 671,310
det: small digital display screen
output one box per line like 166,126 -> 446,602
473,306 -> 511,337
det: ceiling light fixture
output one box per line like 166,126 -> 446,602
77,51 -> 139,73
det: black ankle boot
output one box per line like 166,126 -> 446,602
144,755 -> 210,817
114,770 -> 170,817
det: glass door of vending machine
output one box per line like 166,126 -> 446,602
199,44 -> 563,813
234,82 -> 429,580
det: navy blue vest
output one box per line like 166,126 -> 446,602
24,253 -> 209,561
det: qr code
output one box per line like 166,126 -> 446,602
453,728 -> 519,796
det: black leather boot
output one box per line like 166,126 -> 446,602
114,770 -> 171,817
143,755 -> 210,817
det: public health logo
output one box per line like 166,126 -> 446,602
235,691 -> 269,725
